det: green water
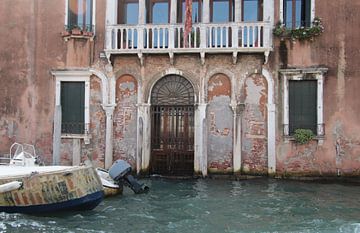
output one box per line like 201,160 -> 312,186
1,178 -> 359,233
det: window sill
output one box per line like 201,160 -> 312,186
62,31 -> 95,42
61,134 -> 91,144
284,135 -> 325,145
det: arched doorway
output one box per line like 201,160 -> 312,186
150,75 -> 195,176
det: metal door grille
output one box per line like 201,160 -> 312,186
150,75 -> 195,176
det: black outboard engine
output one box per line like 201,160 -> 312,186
109,160 -> 149,194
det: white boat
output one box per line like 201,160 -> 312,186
96,168 -> 123,197
0,143 -> 104,213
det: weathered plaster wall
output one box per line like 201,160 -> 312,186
113,75 -> 138,168
273,0 -> 360,176
0,0 -> 67,163
112,54 -> 264,174
0,0 -> 108,165
2,0 -> 358,176
65,39 -> 93,67
241,75 -> 268,175
207,74 -> 233,173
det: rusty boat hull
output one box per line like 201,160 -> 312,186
0,165 -> 104,214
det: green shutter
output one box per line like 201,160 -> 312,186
61,82 -> 85,134
289,80 -> 317,135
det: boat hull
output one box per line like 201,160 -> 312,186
103,185 -> 122,197
0,165 -> 104,214
0,191 -> 103,214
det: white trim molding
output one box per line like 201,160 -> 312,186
262,67 -> 276,175
279,67 -> 328,144
51,70 -> 92,144
279,0 -> 315,24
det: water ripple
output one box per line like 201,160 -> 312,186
0,179 -> 359,233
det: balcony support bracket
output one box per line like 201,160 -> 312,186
137,53 -> 144,66
264,50 -> 270,65
169,52 -> 174,65
232,51 -> 238,65
104,52 -> 111,65
200,52 -> 206,65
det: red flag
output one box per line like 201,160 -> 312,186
184,0 -> 192,48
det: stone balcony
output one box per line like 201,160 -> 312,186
104,22 -> 272,64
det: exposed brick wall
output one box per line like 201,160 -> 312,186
113,75 -> 138,168
207,73 -> 233,173
242,74 -> 268,175
85,77 -> 106,167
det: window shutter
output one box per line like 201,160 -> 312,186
289,80 -> 317,135
61,82 -> 85,134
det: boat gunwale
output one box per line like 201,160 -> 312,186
0,165 -> 94,180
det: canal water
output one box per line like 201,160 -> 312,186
0,178 -> 359,233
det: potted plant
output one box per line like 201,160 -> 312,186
293,129 -> 314,144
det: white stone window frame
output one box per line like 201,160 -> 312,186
64,0 -> 97,34
279,0 -> 315,26
52,70 -> 91,142
280,68 -> 327,144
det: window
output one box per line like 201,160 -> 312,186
61,82 -> 85,134
283,0 -> 311,28
210,0 -> 234,23
52,70 -> 91,139
146,0 -> 170,24
177,0 -> 202,23
118,0 -> 139,48
288,80 -> 317,134
242,0 -> 263,22
67,0 -> 94,31
118,0 -> 139,24
280,68 -> 327,142
242,0 -> 263,47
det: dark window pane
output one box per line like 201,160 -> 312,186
61,82 -> 85,134
303,0 -> 311,27
289,80 -> 317,135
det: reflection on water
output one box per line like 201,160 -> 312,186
1,178 -> 360,233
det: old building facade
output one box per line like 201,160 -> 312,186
0,0 -> 359,177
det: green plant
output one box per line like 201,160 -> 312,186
273,17 -> 324,41
293,129 -> 314,144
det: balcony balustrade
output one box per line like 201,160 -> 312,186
105,22 -> 272,62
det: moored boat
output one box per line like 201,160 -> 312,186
0,143 -> 104,214
96,168 -> 123,197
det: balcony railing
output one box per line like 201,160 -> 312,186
105,22 -> 272,56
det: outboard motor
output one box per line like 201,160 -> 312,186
109,160 -> 149,194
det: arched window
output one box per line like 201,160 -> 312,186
151,75 -> 194,105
